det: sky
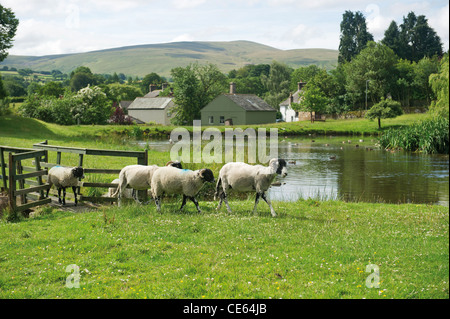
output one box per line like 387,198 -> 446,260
2,0 -> 449,56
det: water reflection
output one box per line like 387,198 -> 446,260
138,137 -> 449,206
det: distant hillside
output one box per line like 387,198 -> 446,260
1,40 -> 338,78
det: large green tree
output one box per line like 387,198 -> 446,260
344,41 -> 398,108
338,10 -> 374,64
0,4 -> 19,62
261,61 -> 292,109
292,82 -> 328,123
384,12 -> 443,62
171,63 -> 227,125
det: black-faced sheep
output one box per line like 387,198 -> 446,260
46,166 -> 85,206
151,167 -> 215,213
112,161 -> 182,206
215,158 -> 287,217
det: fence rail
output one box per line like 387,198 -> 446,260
1,141 -> 148,213
33,140 -> 147,204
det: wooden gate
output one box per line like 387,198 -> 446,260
8,150 -> 51,213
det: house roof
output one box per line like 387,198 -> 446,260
128,97 -> 173,110
280,90 -> 302,106
144,90 -> 162,98
223,94 -> 276,112
119,100 -> 133,110
280,82 -> 307,107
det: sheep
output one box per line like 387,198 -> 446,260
112,161 -> 182,206
107,178 -> 133,199
215,158 -> 287,217
151,167 -> 215,213
46,166 -> 85,206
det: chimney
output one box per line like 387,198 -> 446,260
289,93 -> 294,105
229,82 -> 236,94
149,84 -> 157,92
298,81 -> 307,91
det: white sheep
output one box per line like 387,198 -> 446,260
46,166 -> 85,206
107,178 -> 133,199
112,161 -> 182,206
151,167 -> 215,213
215,158 -> 287,217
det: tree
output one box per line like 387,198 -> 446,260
142,72 -> 165,93
39,81 -> 65,98
338,10 -> 374,64
70,66 -> 97,92
292,82 -> 328,123
429,54 -> 449,119
394,12 -> 444,62
0,5 -> 19,62
72,86 -> 112,125
344,41 -> 398,108
382,21 -> 402,57
171,63 -> 227,125
365,98 -> 403,129
261,61 -> 292,108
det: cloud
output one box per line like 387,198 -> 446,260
171,0 -> 207,9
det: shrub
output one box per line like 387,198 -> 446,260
365,98 -> 403,128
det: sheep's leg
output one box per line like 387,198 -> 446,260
252,193 -> 261,214
62,187 -> 66,206
72,186 -> 78,206
216,191 -> 223,211
189,196 -> 201,213
261,192 -> 276,217
132,189 -> 143,205
154,196 -> 162,213
57,188 -> 62,204
179,195 -> 187,211
223,193 -> 232,213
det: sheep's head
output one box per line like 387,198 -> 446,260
199,168 -> 215,183
166,160 -> 183,169
269,158 -> 288,177
72,167 -> 85,179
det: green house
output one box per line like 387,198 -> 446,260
201,91 -> 277,126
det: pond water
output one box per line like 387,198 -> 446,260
138,137 -> 449,206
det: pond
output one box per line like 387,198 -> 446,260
138,136 -> 449,206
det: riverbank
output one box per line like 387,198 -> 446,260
0,114 -> 427,144
0,199 -> 448,299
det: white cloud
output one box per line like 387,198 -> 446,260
429,3 -> 449,50
171,0 -> 207,9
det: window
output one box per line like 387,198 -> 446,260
209,116 -> 214,124
220,116 -> 225,124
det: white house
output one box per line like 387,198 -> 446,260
279,82 -> 306,122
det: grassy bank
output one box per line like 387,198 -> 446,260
0,114 -> 428,145
0,200 -> 448,299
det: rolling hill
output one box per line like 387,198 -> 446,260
0,40 -> 338,78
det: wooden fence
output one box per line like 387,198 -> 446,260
0,141 -> 148,213
0,146 -> 51,214
33,141 -> 148,204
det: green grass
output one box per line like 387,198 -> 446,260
0,200 -> 447,299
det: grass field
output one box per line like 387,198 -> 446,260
0,114 -> 448,299
0,200 -> 448,299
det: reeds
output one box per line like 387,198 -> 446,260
378,116 -> 449,154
